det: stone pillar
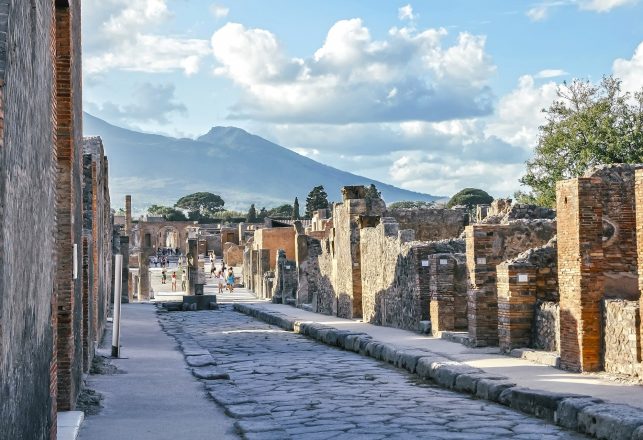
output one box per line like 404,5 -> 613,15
429,254 -> 457,336
187,238 -> 198,295
250,249 -> 258,292
125,195 -> 131,236
556,177 -> 604,372
138,251 -> 150,301
497,263 -> 538,351
120,236 -> 129,304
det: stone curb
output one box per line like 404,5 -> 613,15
233,303 -> 643,440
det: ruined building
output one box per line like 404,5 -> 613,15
0,2 -> 113,439
243,168 -> 643,378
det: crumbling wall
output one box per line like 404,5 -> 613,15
466,220 -> 556,347
534,301 -> 560,352
603,300 -> 641,376
272,250 -> 298,305
497,238 -> 558,351
387,207 -> 467,241
360,218 -> 465,332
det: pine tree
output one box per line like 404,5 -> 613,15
305,185 -> 329,218
246,204 -> 257,223
292,197 -> 301,220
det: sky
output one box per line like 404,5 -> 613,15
82,0 -> 643,198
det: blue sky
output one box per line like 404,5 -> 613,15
82,0 -> 643,198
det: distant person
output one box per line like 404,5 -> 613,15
171,272 -> 177,291
227,269 -> 235,293
181,270 -> 187,291
210,261 -> 216,277
161,270 -> 167,285
217,271 -> 225,294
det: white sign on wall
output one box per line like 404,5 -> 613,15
421,260 -> 429,267
285,265 -> 291,270
476,257 -> 486,265
73,244 -> 78,280
518,273 -> 529,283
440,259 -> 448,265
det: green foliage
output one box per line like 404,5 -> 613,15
447,188 -> 493,208
267,204 -> 293,218
387,200 -> 435,210
305,185 -> 330,218
292,197 -> 301,220
174,192 -> 225,218
364,184 -> 382,209
246,204 -> 258,223
147,204 -> 188,221
520,76 -> 643,207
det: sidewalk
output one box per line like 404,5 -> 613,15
230,291 -> 643,411
78,303 -> 238,440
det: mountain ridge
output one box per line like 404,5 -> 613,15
82,113 -> 440,212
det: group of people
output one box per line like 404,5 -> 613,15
215,267 -> 236,294
161,269 -> 187,292
152,256 -> 170,268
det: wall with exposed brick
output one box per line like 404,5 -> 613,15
466,220 -> 556,347
636,170 -> 643,355
386,207 -> 467,241
253,227 -> 296,270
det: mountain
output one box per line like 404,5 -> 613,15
83,113 -> 440,212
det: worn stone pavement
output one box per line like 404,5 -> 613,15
159,305 -> 587,440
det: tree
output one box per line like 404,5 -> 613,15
147,204 -> 188,221
292,197 -> 301,220
447,188 -> 493,208
174,192 -> 225,218
267,204 -> 293,218
520,76 -> 643,207
387,200 -> 435,210
364,184 -> 382,209
246,204 -> 258,223
305,185 -> 330,218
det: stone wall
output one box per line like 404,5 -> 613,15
224,243 -> 244,267
272,250 -> 298,305
387,207 -> 467,241
603,300 -> 641,376
360,218 -> 465,332
466,220 -> 556,347
0,2 -> 57,438
534,301 -> 560,352
253,227 -> 296,270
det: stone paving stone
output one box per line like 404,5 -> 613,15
185,354 -> 217,367
191,366 -> 230,380
159,308 -> 588,439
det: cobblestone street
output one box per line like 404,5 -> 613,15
159,306 -> 587,440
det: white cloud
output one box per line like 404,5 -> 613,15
536,69 -> 568,78
398,4 -> 415,21
486,75 -> 558,148
210,20 -> 496,123
527,5 -> 550,21
83,0 -> 210,77
613,41 -> 643,93
578,0 -> 639,12
210,4 -> 230,19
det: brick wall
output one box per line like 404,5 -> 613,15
466,221 -> 556,347
0,2 -> 57,437
253,227 -> 296,270
557,177 -> 604,372
636,170 -> 643,355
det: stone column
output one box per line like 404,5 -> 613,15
119,236 -> 129,304
125,195 -> 131,236
138,251 -> 150,301
187,237 -> 198,295
556,177 -> 604,372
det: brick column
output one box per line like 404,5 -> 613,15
138,251 -> 150,300
557,177 -> 604,372
125,195 -> 131,236
120,236 -> 129,303
497,263 -> 538,351
187,238 -> 198,294
429,254 -> 457,336
636,170 -> 643,352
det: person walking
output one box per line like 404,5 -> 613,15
217,271 -> 225,294
161,270 -> 167,285
171,272 -> 177,291
181,270 -> 187,291
227,269 -> 235,293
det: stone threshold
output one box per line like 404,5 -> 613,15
57,411 -> 84,440
509,348 -> 561,368
233,303 -> 643,440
